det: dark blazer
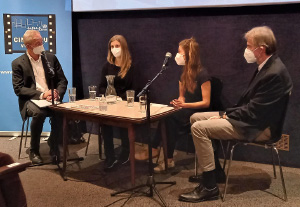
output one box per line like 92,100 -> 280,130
12,53 -> 68,120
225,54 -> 293,142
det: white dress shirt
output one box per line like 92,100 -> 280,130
26,52 -> 49,99
258,55 -> 272,72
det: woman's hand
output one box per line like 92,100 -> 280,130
170,99 -> 186,108
178,96 -> 185,103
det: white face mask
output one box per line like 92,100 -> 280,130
111,48 -> 121,58
33,45 -> 45,55
244,48 -> 258,63
175,53 -> 185,65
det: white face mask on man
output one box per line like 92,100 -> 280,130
243,47 -> 258,63
175,53 -> 185,65
33,45 -> 45,55
111,48 -> 121,58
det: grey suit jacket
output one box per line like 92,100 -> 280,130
12,53 -> 68,120
225,54 -> 293,142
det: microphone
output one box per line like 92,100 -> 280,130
162,52 -> 172,68
41,51 -> 55,77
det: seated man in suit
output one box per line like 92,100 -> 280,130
179,26 -> 293,203
0,152 -> 27,207
12,30 -> 68,164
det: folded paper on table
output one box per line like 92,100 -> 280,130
30,99 -> 60,108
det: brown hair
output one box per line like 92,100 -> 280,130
107,35 -> 132,78
179,37 -> 202,93
245,26 -> 277,55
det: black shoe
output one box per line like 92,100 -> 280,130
117,151 -> 129,165
50,148 -> 61,164
29,151 -> 43,164
69,137 -> 81,145
104,158 -> 117,171
69,137 -> 85,145
179,184 -> 219,203
189,169 -> 226,183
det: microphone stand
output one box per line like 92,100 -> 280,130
110,65 -> 176,207
35,52 -> 84,180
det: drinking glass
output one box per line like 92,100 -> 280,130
88,85 -> 97,100
68,87 -> 76,103
139,95 -> 146,113
98,95 -> 107,111
126,90 -> 135,107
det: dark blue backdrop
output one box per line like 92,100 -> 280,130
72,4 -> 300,167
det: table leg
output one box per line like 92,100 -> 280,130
128,125 -> 135,186
160,120 -> 168,170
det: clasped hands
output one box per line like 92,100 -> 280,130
43,89 -> 59,101
209,113 -> 228,120
170,97 -> 186,108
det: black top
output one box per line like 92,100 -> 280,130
99,62 -> 134,100
183,67 -> 211,104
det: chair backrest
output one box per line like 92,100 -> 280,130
210,77 -> 224,111
270,92 -> 291,143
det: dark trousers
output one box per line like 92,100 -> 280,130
0,152 -> 27,207
26,101 -> 62,154
152,109 -> 197,159
102,125 -> 129,159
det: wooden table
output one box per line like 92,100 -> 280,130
50,100 -> 178,185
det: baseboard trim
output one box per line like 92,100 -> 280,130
0,131 -> 50,137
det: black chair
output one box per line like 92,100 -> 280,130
222,92 -> 291,202
18,112 -> 51,160
85,123 -> 104,160
18,115 -> 31,159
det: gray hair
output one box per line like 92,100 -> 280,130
23,30 -> 40,45
245,26 -> 277,55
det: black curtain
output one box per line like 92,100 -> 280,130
72,4 -> 300,167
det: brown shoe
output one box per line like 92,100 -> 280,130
135,148 -> 159,161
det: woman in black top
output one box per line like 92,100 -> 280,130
99,35 -> 134,171
135,37 -> 211,172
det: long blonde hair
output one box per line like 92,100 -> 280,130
179,37 -> 202,93
107,35 -> 132,78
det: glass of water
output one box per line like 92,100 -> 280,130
98,95 -> 107,111
126,90 -> 135,107
139,95 -> 146,113
88,85 -> 97,100
68,87 -> 76,103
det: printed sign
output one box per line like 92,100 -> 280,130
3,14 -> 56,54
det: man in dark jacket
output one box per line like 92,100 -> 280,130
179,26 -> 293,203
12,30 -> 68,164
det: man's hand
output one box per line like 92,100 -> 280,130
43,89 -> 59,101
208,116 -> 221,120
208,113 -> 228,120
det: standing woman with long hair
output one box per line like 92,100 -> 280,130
135,37 -> 211,172
99,35 -> 134,171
